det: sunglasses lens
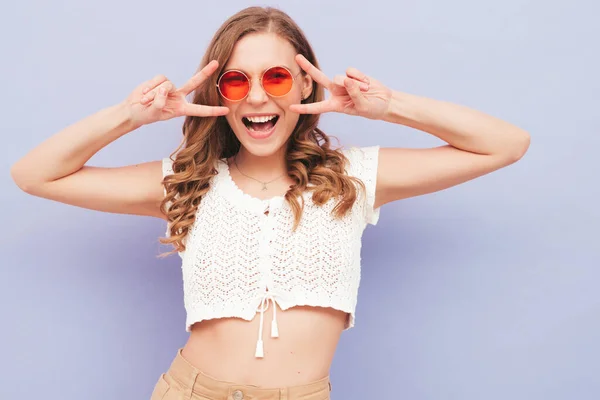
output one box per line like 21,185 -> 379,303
219,71 -> 249,101
262,67 -> 294,97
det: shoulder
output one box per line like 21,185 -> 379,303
162,157 -> 174,177
340,145 -> 380,178
339,146 -> 381,225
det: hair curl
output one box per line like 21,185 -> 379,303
159,6 -> 364,255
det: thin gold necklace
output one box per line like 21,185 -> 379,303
233,155 -> 286,191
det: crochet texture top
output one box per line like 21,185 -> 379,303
162,146 -> 380,358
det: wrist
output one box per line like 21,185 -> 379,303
381,91 -> 419,125
111,101 -> 141,133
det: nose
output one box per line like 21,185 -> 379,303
246,78 -> 268,105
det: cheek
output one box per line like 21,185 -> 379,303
285,113 -> 300,127
224,114 -> 236,131
223,103 -> 239,126
281,113 -> 300,141
276,97 -> 301,135
278,92 -> 302,117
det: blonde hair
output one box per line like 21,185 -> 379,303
160,6 -> 364,255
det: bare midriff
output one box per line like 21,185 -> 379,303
181,304 -> 347,387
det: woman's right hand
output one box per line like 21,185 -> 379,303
125,60 -> 229,128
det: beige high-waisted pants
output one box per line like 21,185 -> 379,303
150,349 -> 332,400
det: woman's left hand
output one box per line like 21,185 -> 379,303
289,54 -> 393,120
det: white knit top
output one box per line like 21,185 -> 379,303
162,146 -> 380,358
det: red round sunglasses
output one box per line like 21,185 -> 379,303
216,66 -> 302,102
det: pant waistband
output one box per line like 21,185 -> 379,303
166,348 -> 331,400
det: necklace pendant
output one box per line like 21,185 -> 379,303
261,183 -> 268,191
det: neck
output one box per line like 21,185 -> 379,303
234,147 -> 288,180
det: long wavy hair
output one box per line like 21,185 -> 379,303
159,6 -> 364,255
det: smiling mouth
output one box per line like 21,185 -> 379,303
242,115 -> 280,132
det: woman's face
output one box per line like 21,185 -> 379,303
220,32 -> 313,158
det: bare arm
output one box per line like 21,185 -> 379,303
10,63 -> 229,219
374,91 -> 530,208
290,56 -> 530,209
10,103 -> 166,218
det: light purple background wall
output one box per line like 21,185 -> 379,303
2,0 -> 599,399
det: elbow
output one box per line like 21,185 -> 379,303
10,162 -> 39,194
513,129 -> 531,161
10,162 -> 24,189
504,129 -> 531,164
10,163 -> 28,193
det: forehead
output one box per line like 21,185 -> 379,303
224,32 -> 298,74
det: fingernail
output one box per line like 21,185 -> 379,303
159,88 -> 167,95
360,82 -> 369,91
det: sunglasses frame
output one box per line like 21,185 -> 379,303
216,65 -> 303,102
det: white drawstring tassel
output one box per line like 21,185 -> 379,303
255,339 -> 264,358
255,293 -> 280,357
271,319 -> 279,338
271,301 -> 279,337
256,297 -> 266,358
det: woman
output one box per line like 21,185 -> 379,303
10,6 -> 530,400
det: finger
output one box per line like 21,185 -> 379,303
140,74 -> 168,94
152,81 -> 173,110
346,67 -> 370,84
141,81 -> 174,105
182,103 -> 229,117
140,90 -> 156,105
289,101 -> 335,115
177,60 -> 220,96
295,54 -> 331,89
334,74 -> 369,92
152,86 -> 171,110
343,78 -> 368,111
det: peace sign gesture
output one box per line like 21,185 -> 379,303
125,60 -> 229,128
289,55 -> 392,121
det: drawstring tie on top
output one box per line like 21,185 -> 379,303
255,292 -> 279,358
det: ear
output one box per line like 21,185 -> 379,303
300,72 -> 313,100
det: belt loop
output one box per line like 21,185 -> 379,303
280,387 -> 287,400
182,370 -> 199,400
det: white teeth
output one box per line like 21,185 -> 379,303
246,115 -> 277,123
